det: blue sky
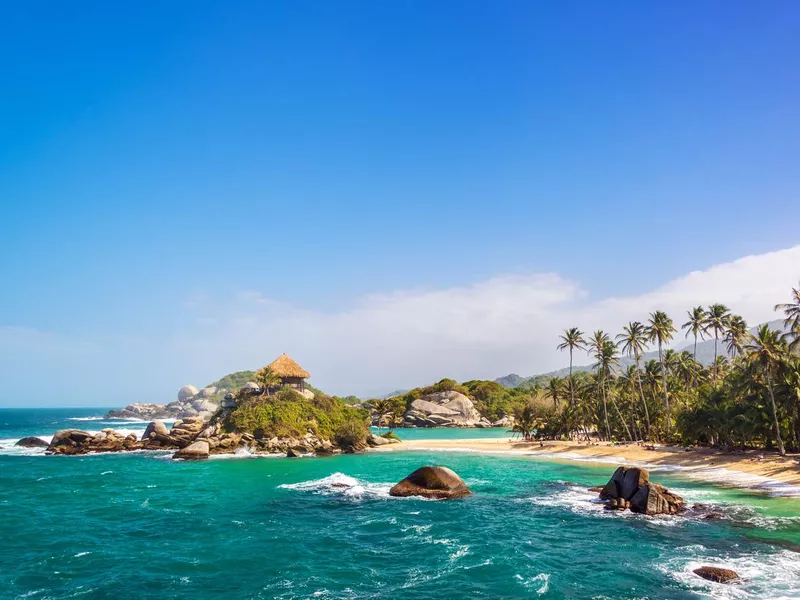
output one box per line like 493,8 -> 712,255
1,1 -> 799,406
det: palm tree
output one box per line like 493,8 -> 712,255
646,311 -> 676,439
682,306 -> 707,387
616,321 -> 651,439
775,282 -> 800,352
547,378 -> 563,410
588,330 -> 614,440
723,315 -> 749,358
705,303 -> 731,386
744,325 -> 787,456
254,366 -> 281,395
557,328 -> 586,408
366,398 -> 393,435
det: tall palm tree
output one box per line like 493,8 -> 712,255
589,330 -> 613,440
744,325 -> 787,456
557,328 -> 586,408
616,321 -> 651,439
682,306 -> 707,387
724,315 -> 749,358
775,282 -> 800,352
646,311 -> 676,439
705,303 -> 731,386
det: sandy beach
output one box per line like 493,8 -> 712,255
377,437 -> 800,493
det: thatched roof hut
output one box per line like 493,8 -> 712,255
268,353 -> 311,379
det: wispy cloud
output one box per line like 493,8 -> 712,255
2,245 -> 799,405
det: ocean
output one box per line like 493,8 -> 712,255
2,408 -> 800,599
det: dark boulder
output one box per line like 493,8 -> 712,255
596,465 -> 684,516
50,429 -> 93,447
15,437 -> 49,448
693,566 -> 740,583
389,466 -> 471,500
629,483 -> 685,515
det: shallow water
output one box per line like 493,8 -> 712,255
2,409 -> 800,599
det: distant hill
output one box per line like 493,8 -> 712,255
495,319 -> 787,388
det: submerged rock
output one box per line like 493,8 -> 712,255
693,566 -> 740,583
15,436 -> 49,448
389,466 -> 471,499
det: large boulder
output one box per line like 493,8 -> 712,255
389,466 -> 471,499
597,466 -> 683,516
15,437 -> 49,448
404,391 -> 483,427
366,433 -> 399,447
50,430 -> 93,447
630,483 -> 685,515
197,386 -> 217,399
173,440 -> 209,460
178,385 -> 199,402
142,420 -> 170,440
693,566 -> 740,583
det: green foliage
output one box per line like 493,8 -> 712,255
206,370 -> 256,391
227,388 -> 369,441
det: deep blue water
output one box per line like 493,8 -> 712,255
2,408 -> 800,599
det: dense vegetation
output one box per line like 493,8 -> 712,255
512,283 -> 800,455
227,386 -> 370,442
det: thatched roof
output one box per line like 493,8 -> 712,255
268,353 -> 310,379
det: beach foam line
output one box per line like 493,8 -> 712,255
385,444 -> 800,498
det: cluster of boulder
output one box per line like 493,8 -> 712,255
389,390 -> 511,428
105,385 -> 225,421
32,411 -> 379,460
597,465 -> 685,515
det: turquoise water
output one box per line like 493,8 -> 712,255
373,426 -> 513,440
2,410 -> 800,599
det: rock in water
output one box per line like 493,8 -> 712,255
629,483 -> 685,515
15,437 -> 49,448
389,466 -> 471,499
173,441 -> 209,460
693,566 -> 740,583
597,466 -> 683,515
50,430 -> 93,446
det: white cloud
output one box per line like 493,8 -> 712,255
165,244 -> 800,397
2,245 -> 799,405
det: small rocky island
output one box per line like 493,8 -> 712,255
34,354 -> 398,460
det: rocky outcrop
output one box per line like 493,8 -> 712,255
366,433 -> 400,447
693,566 -> 740,583
492,416 -> 514,428
173,440 -> 209,460
389,466 -> 471,499
597,466 -> 684,515
15,436 -> 49,448
402,391 -> 491,428
168,417 -> 206,447
47,429 -> 140,455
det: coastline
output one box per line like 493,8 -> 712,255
375,437 -> 800,496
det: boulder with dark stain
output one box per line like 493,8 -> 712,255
15,437 -> 49,448
389,466 -> 471,499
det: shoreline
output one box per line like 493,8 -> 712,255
375,437 -> 800,497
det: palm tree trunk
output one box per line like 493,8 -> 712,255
659,342 -> 671,440
713,332 -> 719,387
569,349 -> 575,407
635,356 -> 651,440
692,334 -> 698,388
601,379 -> 611,440
610,396 -> 633,441
766,370 -> 786,456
